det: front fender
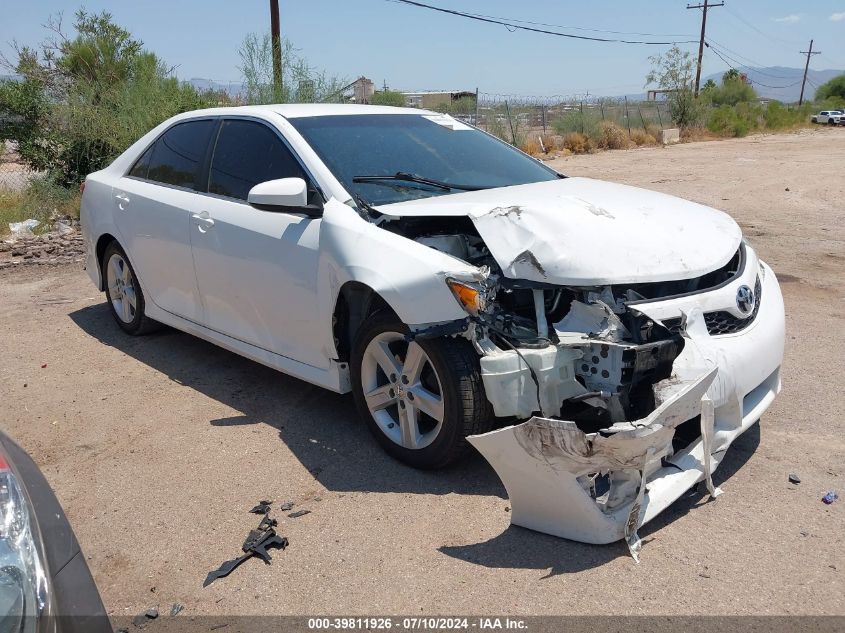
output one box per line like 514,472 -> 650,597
317,200 -> 482,357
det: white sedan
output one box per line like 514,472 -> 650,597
81,105 -> 784,551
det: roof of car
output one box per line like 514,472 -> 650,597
176,103 -> 438,120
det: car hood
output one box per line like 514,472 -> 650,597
377,177 -> 742,285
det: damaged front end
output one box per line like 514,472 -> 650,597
463,278 -> 727,560
377,191 -> 784,557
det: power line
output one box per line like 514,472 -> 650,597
441,8 -> 696,38
705,41 -> 797,80
705,39 -> 795,78
688,0 -> 724,96
723,5 -> 802,47
389,0 -> 699,45
705,44 -> 802,89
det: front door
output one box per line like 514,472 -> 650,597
189,118 -> 324,369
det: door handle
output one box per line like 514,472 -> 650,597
191,213 -> 215,233
114,193 -> 130,210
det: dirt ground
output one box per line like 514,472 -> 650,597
0,128 -> 843,620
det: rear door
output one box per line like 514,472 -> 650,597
189,117 -> 325,368
112,119 -> 216,322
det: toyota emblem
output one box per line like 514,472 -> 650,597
736,285 -> 755,315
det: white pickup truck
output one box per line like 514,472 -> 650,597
811,110 -> 844,125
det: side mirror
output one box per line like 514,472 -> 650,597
247,178 -> 322,216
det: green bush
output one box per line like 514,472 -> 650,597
0,10 -> 219,188
814,75 -> 845,102
706,76 -> 758,107
370,90 -> 406,107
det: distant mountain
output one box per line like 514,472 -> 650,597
703,66 -> 844,103
187,77 -> 245,96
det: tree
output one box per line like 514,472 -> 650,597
722,68 -> 740,83
645,45 -> 705,128
370,90 -> 406,107
815,74 -> 845,101
0,9 -> 215,185
702,78 -> 717,91
706,73 -> 757,107
238,32 -> 346,105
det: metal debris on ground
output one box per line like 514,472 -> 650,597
204,513 -> 288,587
249,500 -> 272,514
131,607 -> 159,627
822,491 -> 839,505
287,509 -> 311,518
788,474 -> 801,484
170,603 -> 184,616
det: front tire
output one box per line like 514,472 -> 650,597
102,241 -> 159,335
351,312 -> 492,469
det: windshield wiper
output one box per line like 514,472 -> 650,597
352,172 -> 488,192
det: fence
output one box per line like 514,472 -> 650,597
0,141 -> 40,193
474,93 -> 672,146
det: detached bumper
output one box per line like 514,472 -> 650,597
469,262 -> 785,551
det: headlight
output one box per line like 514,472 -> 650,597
446,278 -> 486,316
0,449 -> 50,632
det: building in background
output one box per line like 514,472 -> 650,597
401,89 -> 476,110
352,77 -> 375,104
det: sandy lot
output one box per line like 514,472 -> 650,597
0,128 -> 843,620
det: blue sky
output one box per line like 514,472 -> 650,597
2,1 -> 844,96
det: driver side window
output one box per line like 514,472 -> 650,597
208,119 -> 307,201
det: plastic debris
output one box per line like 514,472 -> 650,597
54,220 -> 74,235
204,513 -> 288,587
170,603 -> 184,616
287,510 -> 311,518
822,491 -> 839,505
788,473 -> 801,484
8,219 -> 39,238
249,500 -> 272,514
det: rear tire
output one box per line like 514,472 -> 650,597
102,241 -> 160,335
350,312 -> 493,469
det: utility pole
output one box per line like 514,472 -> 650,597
799,39 -> 820,105
270,0 -> 282,102
687,0 -> 724,97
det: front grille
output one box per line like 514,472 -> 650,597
662,276 -> 762,336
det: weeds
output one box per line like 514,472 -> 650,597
562,132 -> 593,154
0,179 -> 80,235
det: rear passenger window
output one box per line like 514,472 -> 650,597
128,144 -> 153,179
209,119 -> 306,201
145,120 -> 215,189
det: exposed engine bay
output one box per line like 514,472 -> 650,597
384,216 -> 742,431
377,215 -> 757,559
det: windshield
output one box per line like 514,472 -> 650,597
289,114 -> 561,205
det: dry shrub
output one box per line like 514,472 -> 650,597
562,132 -> 593,154
595,121 -> 632,150
520,138 -> 543,156
645,123 -> 661,139
680,127 -> 718,142
541,134 -> 562,152
630,129 -> 657,146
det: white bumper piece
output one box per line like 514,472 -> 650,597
469,261 -> 785,559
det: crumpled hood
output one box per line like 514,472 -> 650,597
377,177 -> 742,284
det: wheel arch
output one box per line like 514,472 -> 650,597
94,232 -> 120,290
332,281 -> 399,363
